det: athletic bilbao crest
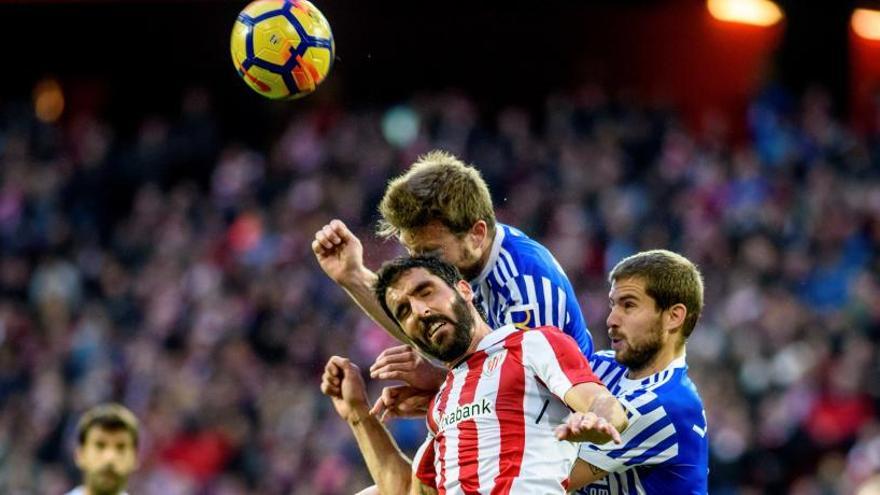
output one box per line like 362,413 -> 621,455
483,350 -> 507,377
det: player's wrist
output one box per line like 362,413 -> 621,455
345,403 -> 373,426
337,265 -> 371,289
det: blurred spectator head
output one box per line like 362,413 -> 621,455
75,403 -> 140,494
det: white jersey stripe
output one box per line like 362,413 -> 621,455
640,441 -> 678,466
593,360 -> 611,378
523,276 -> 540,326
499,247 -> 519,278
506,280 -> 524,324
627,390 -> 658,410
557,288 -> 566,333
542,277 -> 554,327
618,423 -> 677,461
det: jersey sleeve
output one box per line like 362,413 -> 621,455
500,274 -> 592,357
521,328 -> 600,400
412,435 -> 437,489
500,274 -> 564,329
577,389 -> 679,472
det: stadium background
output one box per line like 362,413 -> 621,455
0,0 -> 879,493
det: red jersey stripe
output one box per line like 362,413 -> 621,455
435,371 -> 456,494
538,326 -> 600,386
458,351 -> 488,494
491,331 -> 526,495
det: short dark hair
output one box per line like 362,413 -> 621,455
374,255 -> 464,325
76,403 -> 139,448
609,250 -> 704,339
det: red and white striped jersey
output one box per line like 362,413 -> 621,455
413,324 -> 601,495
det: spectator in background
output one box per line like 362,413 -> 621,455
67,403 -> 139,495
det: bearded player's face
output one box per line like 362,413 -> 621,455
75,427 -> 138,495
384,268 -> 476,363
605,277 -> 667,374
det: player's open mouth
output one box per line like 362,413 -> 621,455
428,321 -> 446,340
610,337 -> 626,350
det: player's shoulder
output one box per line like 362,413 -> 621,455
588,350 -> 626,381
497,224 -> 565,277
644,367 -> 705,423
497,224 -> 551,264
590,349 -> 618,365
521,325 -> 572,343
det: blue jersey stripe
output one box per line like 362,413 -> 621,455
472,224 -> 593,357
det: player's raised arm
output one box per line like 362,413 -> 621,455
320,356 -> 414,494
312,219 -> 407,342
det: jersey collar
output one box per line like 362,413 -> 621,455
470,224 -> 505,285
449,324 -> 519,369
617,354 -> 688,392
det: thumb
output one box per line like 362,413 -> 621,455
341,359 -> 360,376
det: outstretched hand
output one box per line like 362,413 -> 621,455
554,412 -> 622,445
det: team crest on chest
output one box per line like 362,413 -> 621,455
483,350 -> 507,377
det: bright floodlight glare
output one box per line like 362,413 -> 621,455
852,8 -> 880,41
707,0 -> 784,27
33,79 -> 64,124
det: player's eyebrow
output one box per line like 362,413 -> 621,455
611,294 -> 640,304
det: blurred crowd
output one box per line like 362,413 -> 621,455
0,82 -> 878,494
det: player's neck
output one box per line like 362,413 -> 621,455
473,228 -> 497,275
625,344 -> 685,380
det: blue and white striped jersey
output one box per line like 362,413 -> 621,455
577,351 -> 708,495
470,223 -> 593,357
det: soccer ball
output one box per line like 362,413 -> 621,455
230,0 -> 334,100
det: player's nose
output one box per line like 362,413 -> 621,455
411,298 -> 431,316
606,309 -> 620,329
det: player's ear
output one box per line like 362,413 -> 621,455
468,220 -> 488,249
663,303 -> 687,335
456,279 -> 473,302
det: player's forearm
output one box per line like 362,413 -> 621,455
564,383 -> 628,444
590,392 -> 628,435
347,407 -> 413,494
567,459 -> 608,491
340,267 -> 408,342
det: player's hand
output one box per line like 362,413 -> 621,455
312,219 -> 366,286
370,345 -> 447,391
320,356 -> 370,423
369,385 -> 435,421
554,412 -> 622,445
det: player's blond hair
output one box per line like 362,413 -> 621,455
377,150 -> 495,238
610,250 -> 704,339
